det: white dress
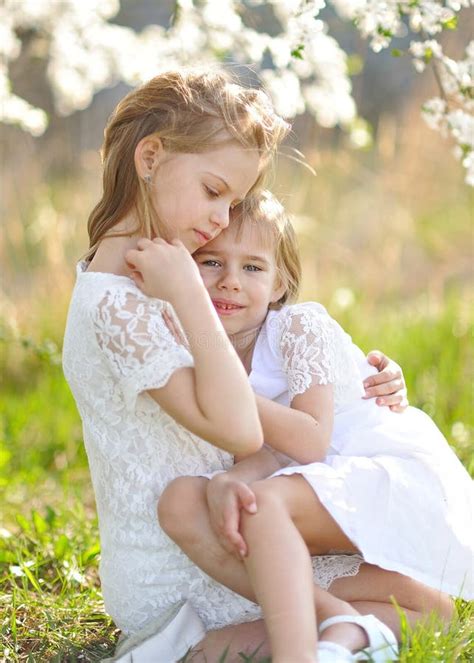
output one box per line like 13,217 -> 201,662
62,266 -> 363,639
249,302 -> 474,599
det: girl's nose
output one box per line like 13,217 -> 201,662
218,269 -> 241,292
210,206 -> 230,230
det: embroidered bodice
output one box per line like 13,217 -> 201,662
62,265 -> 259,634
250,302 -> 369,410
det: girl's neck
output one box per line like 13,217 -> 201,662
86,216 -> 139,276
229,324 -> 264,374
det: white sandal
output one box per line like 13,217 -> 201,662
318,614 -> 399,662
317,640 -> 355,662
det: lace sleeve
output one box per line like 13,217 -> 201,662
92,288 -> 193,411
279,304 -> 338,401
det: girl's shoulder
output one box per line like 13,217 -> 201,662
257,302 -> 341,369
264,301 -> 335,338
263,301 -> 354,363
262,301 -> 365,402
73,261 -> 168,314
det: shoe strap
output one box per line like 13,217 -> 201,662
318,641 -> 354,662
319,614 -> 397,654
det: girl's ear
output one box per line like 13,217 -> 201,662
270,279 -> 287,305
135,136 -> 165,180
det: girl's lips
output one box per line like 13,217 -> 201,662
212,299 -> 245,316
194,229 -> 211,245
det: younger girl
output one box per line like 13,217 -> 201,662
157,191 -> 473,662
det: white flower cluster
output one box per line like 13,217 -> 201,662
331,1 -> 474,183
413,40 -> 473,184
1,0 -> 472,183
332,0 -> 471,49
0,0 -> 354,132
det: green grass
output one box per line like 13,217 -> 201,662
0,508 -> 117,662
1,296 -> 473,662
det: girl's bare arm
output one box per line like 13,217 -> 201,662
253,386 -> 334,464
128,239 -> 263,456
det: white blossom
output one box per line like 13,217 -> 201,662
1,0 -> 473,183
0,64 -> 47,135
422,97 -> 447,130
330,1 -> 474,183
410,39 -> 444,72
447,108 -> 474,148
460,150 -> 474,186
261,69 -> 306,117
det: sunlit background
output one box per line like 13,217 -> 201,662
0,2 -> 472,660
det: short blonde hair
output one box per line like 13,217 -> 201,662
86,69 -> 290,260
232,190 -> 301,308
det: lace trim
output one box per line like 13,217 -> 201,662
278,303 -> 364,409
312,553 -> 364,590
92,289 -> 193,411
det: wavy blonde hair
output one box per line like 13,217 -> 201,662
231,190 -> 301,308
86,69 -> 290,260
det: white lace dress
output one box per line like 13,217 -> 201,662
62,266 -> 363,638
250,302 -> 474,599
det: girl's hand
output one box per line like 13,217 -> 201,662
363,350 -> 409,413
125,238 -> 203,301
206,474 -> 257,558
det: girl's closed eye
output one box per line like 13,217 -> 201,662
204,185 -> 219,199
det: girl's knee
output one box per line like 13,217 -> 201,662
437,594 -> 455,623
240,479 -> 289,535
402,578 -> 455,622
250,479 -> 288,510
158,476 -> 206,541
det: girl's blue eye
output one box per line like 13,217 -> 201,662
202,259 -> 221,267
244,264 -> 262,272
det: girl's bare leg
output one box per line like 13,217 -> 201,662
239,475 -> 369,661
160,477 -> 454,659
330,564 -> 455,636
239,484 -> 318,661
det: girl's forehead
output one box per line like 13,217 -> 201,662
210,220 -> 276,258
195,144 -> 260,198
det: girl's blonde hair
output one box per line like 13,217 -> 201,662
232,190 -> 301,308
86,69 -> 290,260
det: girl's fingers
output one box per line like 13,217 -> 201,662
363,368 -> 401,389
390,400 -> 409,413
128,270 -> 144,289
222,509 -> 241,543
124,248 -> 138,267
136,237 -> 155,250
225,528 -> 247,557
238,484 -> 257,514
366,350 -> 388,370
126,247 -> 151,269
364,378 -> 405,399
375,392 -> 407,406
